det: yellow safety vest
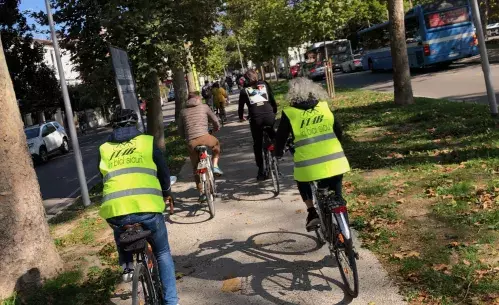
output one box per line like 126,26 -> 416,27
283,101 -> 350,182
98,134 -> 165,219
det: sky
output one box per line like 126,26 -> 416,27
19,0 -> 50,39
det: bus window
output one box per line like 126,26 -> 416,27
405,17 -> 421,43
424,6 -> 470,29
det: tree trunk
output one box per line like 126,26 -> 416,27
144,70 -> 165,151
172,66 -> 188,122
184,42 -> 197,93
0,34 -> 62,299
481,0 -> 489,40
388,0 -> 414,105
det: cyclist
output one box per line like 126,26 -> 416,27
97,109 -> 178,304
225,75 -> 234,94
212,82 -> 228,122
201,80 -> 213,110
178,93 -> 223,202
238,69 -> 277,180
275,77 -> 350,231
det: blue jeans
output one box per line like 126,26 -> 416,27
107,213 -> 178,304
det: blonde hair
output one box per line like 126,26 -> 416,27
287,77 -> 330,103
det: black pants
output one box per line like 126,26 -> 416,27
250,115 -> 276,169
297,175 -> 343,202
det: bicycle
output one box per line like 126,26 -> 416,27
119,224 -> 163,305
286,141 -> 359,297
215,105 -> 226,127
262,126 -> 280,195
195,145 -> 217,218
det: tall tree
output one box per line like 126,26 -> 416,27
1,0 -> 61,117
0,35 -> 62,299
388,0 -> 414,105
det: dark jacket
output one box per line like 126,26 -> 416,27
275,100 -> 343,158
98,126 -> 172,197
238,81 -> 277,120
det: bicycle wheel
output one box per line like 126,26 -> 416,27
333,218 -> 359,297
270,156 -> 280,195
204,178 -> 215,218
132,263 -> 156,305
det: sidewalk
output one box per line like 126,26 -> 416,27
112,101 -> 407,304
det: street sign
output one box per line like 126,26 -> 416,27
108,45 -> 146,130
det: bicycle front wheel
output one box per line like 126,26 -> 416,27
132,262 -> 157,305
333,219 -> 359,297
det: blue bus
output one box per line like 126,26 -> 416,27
358,0 -> 479,71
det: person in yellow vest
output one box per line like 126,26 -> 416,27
275,78 -> 350,231
98,109 -> 178,304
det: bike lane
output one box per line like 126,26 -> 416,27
160,100 -> 407,305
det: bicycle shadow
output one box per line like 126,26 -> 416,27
174,231 -> 353,305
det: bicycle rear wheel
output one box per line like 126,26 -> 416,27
204,178 -> 215,218
132,262 -> 157,305
270,156 -> 280,195
333,219 -> 359,297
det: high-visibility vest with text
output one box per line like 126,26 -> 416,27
283,102 -> 350,182
98,134 -> 164,219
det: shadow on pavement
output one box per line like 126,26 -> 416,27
174,232 -> 352,305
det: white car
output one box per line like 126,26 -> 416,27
487,23 -> 499,37
341,54 -> 364,73
25,121 -> 70,164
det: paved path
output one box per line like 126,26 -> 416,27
112,98 -> 407,305
39,102 -> 176,217
334,62 -> 499,105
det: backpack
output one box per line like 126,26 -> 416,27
202,85 -> 212,99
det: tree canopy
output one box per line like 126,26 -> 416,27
1,0 -> 61,115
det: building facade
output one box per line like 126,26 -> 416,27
34,39 -> 80,85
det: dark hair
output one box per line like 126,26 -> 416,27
212,82 -> 220,88
244,69 -> 259,85
204,80 -> 209,84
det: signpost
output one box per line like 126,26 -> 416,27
45,0 -> 90,206
470,0 -> 498,117
108,45 -> 146,130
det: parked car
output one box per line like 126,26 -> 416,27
25,121 -> 70,164
168,89 -> 175,102
487,23 -> 499,37
308,62 -> 326,81
341,54 -> 364,73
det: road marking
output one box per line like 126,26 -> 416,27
45,172 -> 101,216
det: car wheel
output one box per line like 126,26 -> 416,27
60,138 -> 70,154
39,146 -> 48,164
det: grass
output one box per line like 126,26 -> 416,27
277,82 -> 499,304
3,123 -> 189,304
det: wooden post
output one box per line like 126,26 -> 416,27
330,58 -> 335,98
261,66 -> 265,81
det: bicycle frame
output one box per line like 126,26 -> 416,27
197,150 -> 213,185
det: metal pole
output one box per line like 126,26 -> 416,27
236,39 -> 245,73
470,0 -> 498,116
45,0 -> 91,206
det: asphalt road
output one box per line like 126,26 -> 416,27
334,62 -> 499,104
38,101 -> 176,216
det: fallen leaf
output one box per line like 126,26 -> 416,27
406,251 -> 420,258
463,259 -> 471,266
391,253 -> 404,260
433,264 -> 449,271
295,209 -> 304,214
448,241 -> 460,248
221,278 -> 242,293
396,198 -> 405,204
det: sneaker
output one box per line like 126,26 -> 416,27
122,268 -> 134,283
306,208 -> 320,232
198,194 -> 207,202
213,166 -> 223,176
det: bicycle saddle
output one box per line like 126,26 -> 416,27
195,145 -> 208,152
119,224 -> 152,253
